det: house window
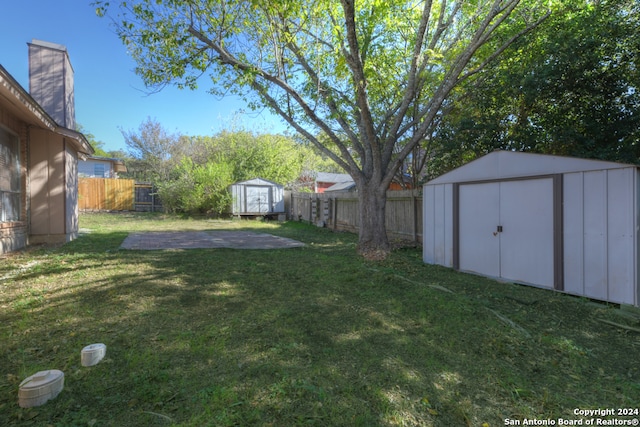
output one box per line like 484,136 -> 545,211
94,163 -> 105,178
0,126 -> 20,222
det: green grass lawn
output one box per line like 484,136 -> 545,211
1,213 -> 638,426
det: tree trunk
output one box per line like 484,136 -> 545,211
357,181 -> 390,260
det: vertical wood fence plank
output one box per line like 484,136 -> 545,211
79,178 -> 135,211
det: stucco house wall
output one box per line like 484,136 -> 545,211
0,42 -> 92,255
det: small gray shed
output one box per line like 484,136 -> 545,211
230,178 -> 285,216
423,150 -> 639,307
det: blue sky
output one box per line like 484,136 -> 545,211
0,1 -> 287,153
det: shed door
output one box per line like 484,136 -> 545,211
245,186 -> 271,213
459,182 -> 501,277
458,178 -> 555,288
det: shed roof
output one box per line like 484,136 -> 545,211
233,177 -> 283,187
427,150 -> 636,185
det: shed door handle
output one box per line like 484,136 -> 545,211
497,225 -> 503,233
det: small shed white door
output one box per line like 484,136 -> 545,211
246,186 -> 271,213
459,178 -> 555,288
459,182 -> 501,277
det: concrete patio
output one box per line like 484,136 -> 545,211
120,231 -> 305,250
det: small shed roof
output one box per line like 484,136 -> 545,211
233,177 -> 283,187
427,150 -> 636,185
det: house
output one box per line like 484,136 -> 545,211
79,155 -> 127,178
314,172 -> 354,193
423,150 -> 639,307
311,172 -> 411,193
0,40 -> 93,255
323,180 -> 356,193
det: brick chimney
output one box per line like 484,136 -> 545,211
28,39 -> 76,130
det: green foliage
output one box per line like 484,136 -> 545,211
120,117 -> 181,182
425,0 -> 640,178
143,124 -> 336,213
77,124 -> 109,157
213,131 -> 305,184
157,157 -> 234,215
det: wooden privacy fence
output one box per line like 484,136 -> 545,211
290,190 -> 423,243
79,178 -> 134,211
79,179 -> 163,212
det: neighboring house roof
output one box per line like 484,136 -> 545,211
315,172 -> 353,184
324,181 -> 356,192
0,63 -> 93,157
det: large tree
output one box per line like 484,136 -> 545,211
121,117 -> 181,182
97,0 -> 550,258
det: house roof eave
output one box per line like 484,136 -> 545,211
0,64 -> 57,131
55,126 -> 94,158
0,64 -> 94,158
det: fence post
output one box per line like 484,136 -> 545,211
318,196 -> 324,225
332,197 -> 337,230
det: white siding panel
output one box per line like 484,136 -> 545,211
444,184 -> 454,267
423,184 -> 453,267
422,185 -> 436,264
78,160 -> 112,178
231,184 -> 241,213
78,161 -> 94,177
433,184 -> 447,265
563,172 -> 585,296
273,185 -> 285,212
606,168 -> 635,304
583,171 -> 608,301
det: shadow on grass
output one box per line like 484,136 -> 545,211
1,217 -> 639,426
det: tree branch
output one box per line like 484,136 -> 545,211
340,0 -> 379,178
187,24 -> 358,173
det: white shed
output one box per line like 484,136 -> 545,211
230,178 -> 285,216
423,150 -> 639,307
